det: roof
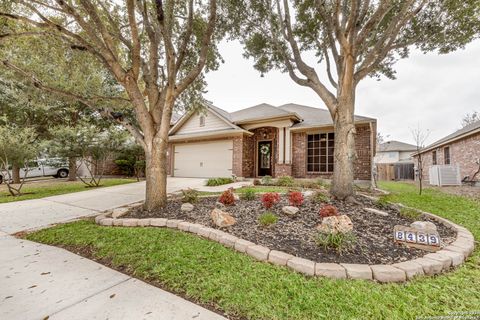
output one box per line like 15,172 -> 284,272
378,140 -> 417,152
230,103 -> 299,123
420,120 -> 480,152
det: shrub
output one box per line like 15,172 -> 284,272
261,175 -> 273,185
376,196 -> 390,209
288,191 -> 304,207
261,192 -> 281,209
313,191 -> 331,203
181,188 -> 199,203
400,207 -> 422,220
296,180 -> 322,189
219,188 -> 236,206
316,179 -> 330,188
319,204 -> 338,218
277,175 -> 294,187
242,188 -> 256,201
316,232 -> 356,253
253,179 -> 261,186
206,177 -> 234,186
258,212 -> 278,227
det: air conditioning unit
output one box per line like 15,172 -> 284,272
428,165 -> 461,186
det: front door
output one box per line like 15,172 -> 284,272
258,141 -> 272,177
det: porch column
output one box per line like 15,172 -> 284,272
285,128 -> 291,164
278,127 -> 284,164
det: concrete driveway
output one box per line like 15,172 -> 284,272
0,177 -> 227,320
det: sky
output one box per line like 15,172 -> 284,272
204,39 -> 480,146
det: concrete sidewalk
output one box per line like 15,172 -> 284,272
0,178 -> 226,320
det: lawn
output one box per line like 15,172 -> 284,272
25,182 -> 480,319
0,178 -> 137,204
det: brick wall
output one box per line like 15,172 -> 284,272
275,164 -> 293,177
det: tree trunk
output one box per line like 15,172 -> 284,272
68,157 -> 77,181
143,136 -> 169,211
12,164 -> 21,184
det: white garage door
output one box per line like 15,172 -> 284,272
174,140 -> 233,178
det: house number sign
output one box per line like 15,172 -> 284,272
394,225 -> 441,252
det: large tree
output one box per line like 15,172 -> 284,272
0,0 -> 221,210
230,0 -> 480,199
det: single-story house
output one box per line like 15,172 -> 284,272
167,102 -> 377,181
375,140 -> 417,164
413,120 -> 480,183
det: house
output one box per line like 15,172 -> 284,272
413,120 -> 480,184
167,102 -> 377,181
375,140 -> 417,164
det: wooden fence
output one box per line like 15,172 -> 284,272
376,163 -> 414,181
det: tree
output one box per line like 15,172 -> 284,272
0,0 -> 221,210
411,125 -> 430,195
229,0 -> 480,200
461,111 -> 480,128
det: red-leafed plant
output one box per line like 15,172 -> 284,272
288,191 -> 304,207
261,192 -> 281,209
319,205 -> 338,218
219,188 -> 236,206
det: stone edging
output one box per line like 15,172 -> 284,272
95,202 -> 475,283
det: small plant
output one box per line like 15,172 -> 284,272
219,188 -> 236,206
277,175 -> 295,187
261,175 -> 273,185
316,232 -> 356,253
261,192 -> 281,209
319,204 -> 338,218
181,188 -> 199,203
313,191 -> 331,203
288,191 -> 304,207
206,177 -> 234,186
376,196 -> 390,209
316,178 -> 330,188
258,212 -> 278,227
242,188 -> 256,201
400,207 -> 422,220
253,179 -> 261,186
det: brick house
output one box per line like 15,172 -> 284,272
167,103 -> 377,182
413,121 -> 480,183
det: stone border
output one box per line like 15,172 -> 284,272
95,202 -> 475,283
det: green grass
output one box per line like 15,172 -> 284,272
258,211 -> 278,227
205,177 -> 235,186
0,178 -> 137,204
25,182 -> 480,319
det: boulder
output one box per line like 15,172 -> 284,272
411,221 -> 437,232
233,193 -> 240,201
316,215 -> 353,234
112,207 -> 129,219
364,207 -> 389,217
210,208 -> 236,228
181,203 -> 194,212
282,206 -> 300,216
215,201 -> 226,209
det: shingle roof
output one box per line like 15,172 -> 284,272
230,103 -> 294,123
423,120 -> 480,151
378,140 -> 417,152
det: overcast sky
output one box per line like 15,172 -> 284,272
204,39 -> 480,146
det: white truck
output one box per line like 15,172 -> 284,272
0,158 -> 69,184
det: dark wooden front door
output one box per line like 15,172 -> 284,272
258,141 -> 272,176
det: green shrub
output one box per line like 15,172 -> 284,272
258,212 -> 278,227
261,175 -> 273,185
242,188 -> 256,200
400,207 -> 422,220
316,179 -> 330,188
181,188 -> 199,203
295,180 -> 321,189
206,177 -> 234,186
316,232 -> 356,253
313,191 -> 331,203
277,175 -> 294,186
376,196 -> 390,209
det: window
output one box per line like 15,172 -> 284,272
444,147 -> 450,165
199,115 -> 205,127
432,151 -> 437,165
307,133 -> 334,173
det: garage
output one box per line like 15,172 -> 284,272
173,140 -> 233,178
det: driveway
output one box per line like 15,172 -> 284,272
0,177 -> 226,320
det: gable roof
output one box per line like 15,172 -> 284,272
230,103 -> 300,123
378,140 -> 417,152
418,120 -> 480,154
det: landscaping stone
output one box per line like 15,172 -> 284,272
364,208 -> 389,217
451,239 -> 475,256
234,239 -> 255,253
208,229 -> 228,241
282,206 -> 300,216
315,263 -> 347,279
317,215 -> 353,234
112,207 -> 129,219
215,202 -> 226,209
218,234 -> 239,248
423,252 -> 452,269
99,218 -> 113,226
268,250 -> 294,266
302,190 -> 315,198
178,221 -> 193,232
370,265 -> 406,283
233,194 -> 240,201
340,264 -> 372,280
181,203 -> 194,212
188,223 -> 204,234
197,227 -> 213,238
246,245 -> 270,261
411,221 -> 437,232
438,250 -> 464,266
122,218 -> 139,227
392,261 -> 424,279
287,257 -> 315,276
166,219 -> 183,228
95,214 -> 107,224
150,218 -> 168,227
444,244 -> 471,258
412,258 -> 443,275
112,219 -> 124,226
137,219 -> 151,227
210,208 -> 236,228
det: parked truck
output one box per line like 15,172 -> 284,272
0,158 -> 69,184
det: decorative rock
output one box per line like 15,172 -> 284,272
268,250 -> 294,266
218,234 -> 239,248
410,221 -> 437,232
95,215 -> 107,224
302,190 -> 315,198
178,221 -> 192,231
392,261 -> 425,279
315,263 -> 347,279
340,264 -> 372,280
282,206 -> 300,216
287,257 -> 315,276
233,194 -> 240,201
166,219 -> 183,228
137,219 -> 151,227
215,202 -> 226,209
122,218 -> 139,227
423,252 -> 452,269
112,219 -> 124,226
444,244 -> 471,259
150,218 -> 167,227
99,218 -> 113,226
370,265 -> 406,283
188,223 -> 204,234
112,207 -> 129,219
181,203 -> 194,212
208,229 -> 228,241
210,208 -> 236,228
197,227 -> 213,238
234,239 -> 255,253
317,215 -> 353,234
411,258 -> 443,275
246,245 -> 270,261
364,208 -> 389,217
451,239 -> 475,256
438,250 -> 464,267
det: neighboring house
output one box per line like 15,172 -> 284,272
413,120 -> 480,184
375,140 -> 417,164
167,102 -> 377,181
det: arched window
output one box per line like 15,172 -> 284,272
199,115 -> 205,127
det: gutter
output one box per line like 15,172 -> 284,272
413,127 -> 480,156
